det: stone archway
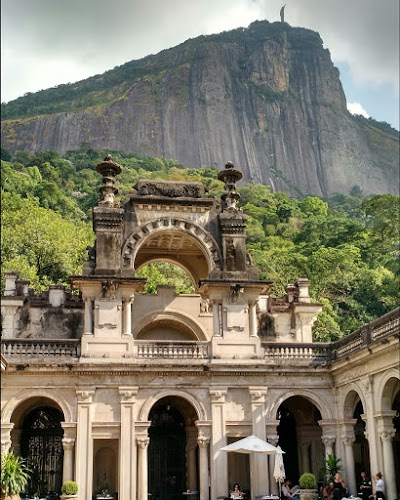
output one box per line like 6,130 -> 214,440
3,394 -> 71,497
276,396 -> 324,483
134,309 -> 209,341
122,218 -> 223,284
378,375 -> 400,500
20,404 -> 65,496
147,395 -> 200,500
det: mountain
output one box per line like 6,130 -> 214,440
1,20 -> 399,197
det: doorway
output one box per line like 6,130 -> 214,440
148,400 -> 189,500
20,406 -> 64,497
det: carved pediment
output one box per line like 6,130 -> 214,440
134,180 -> 205,198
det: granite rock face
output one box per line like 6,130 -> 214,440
1,21 -> 398,196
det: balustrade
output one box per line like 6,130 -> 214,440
136,341 -> 209,359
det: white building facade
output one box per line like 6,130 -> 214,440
1,158 -> 399,500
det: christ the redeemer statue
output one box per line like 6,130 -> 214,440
280,4 -> 286,22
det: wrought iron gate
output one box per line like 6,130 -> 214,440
148,404 -> 186,500
21,406 -> 64,496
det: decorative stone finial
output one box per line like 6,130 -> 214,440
218,161 -> 243,210
96,155 -> 123,205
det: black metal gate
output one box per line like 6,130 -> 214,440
21,406 -> 64,497
148,404 -> 186,500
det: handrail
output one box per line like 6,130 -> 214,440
136,340 -> 209,359
263,343 -> 332,365
1,307 -> 397,363
1,339 -> 81,358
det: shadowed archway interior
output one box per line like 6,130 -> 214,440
21,406 -> 64,497
148,396 -> 198,500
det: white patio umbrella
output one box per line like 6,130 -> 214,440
221,435 -> 278,500
273,445 -> 286,499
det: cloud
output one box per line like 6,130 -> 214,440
1,0 -> 399,111
347,102 -> 370,118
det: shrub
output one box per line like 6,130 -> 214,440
299,473 -> 317,489
61,480 -> 78,495
1,450 -> 31,496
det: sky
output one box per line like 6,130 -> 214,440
1,0 -> 399,129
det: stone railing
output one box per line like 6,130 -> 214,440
136,341 -> 209,359
333,307 -> 399,359
1,339 -> 80,360
263,343 -> 332,366
1,307 -> 397,364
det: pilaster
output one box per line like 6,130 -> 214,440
119,387 -> 138,500
249,388 -> 269,495
75,389 -> 95,500
209,388 -> 228,499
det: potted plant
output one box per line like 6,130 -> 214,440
1,451 -> 31,500
60,480 -> 78,499
320,454 -> 342,483
299,473 -> 318,500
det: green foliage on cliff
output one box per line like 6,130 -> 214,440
1,147 -> 398,338
0,20 -> 323,120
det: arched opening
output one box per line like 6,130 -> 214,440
353,400 -> 370,479
381,377 -> 400,497
93,443 -> 118,497
137,262 -> 196,294
277,396 -> 323,485
126,223 -> 220,285
137,315 -> 198,341
392,389 -> 400,497
148,396 -> 198,500
20,405 -> 64,497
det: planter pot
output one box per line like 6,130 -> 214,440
60,496 -> 78,500
2,495 -> 20,500
300,489 -> 319,500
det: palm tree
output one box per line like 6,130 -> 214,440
1,451 -> 31,499
320,454 -> 343,483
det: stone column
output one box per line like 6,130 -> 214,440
299,442 -> 310,473
249,301 -> 258,337
122,297 -> 134,336
75,389 -> 95,500
197,435 -> 210,500
249,388 -> 268,495
321,437 -> 335,459
377,419 -> 396,500
119,387 -> 138,500
84,297 -> 94,334
360,376 -> 380,475
342,436 -> 356,495
213,300 -> 221,336
1,422 -> 14,454
209,389 -> 228,499
10,428 -> 22,455
186,427 -> 198,491
62,438 -> 75,482
137,436 -> 150,500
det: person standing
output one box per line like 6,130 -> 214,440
374,472 -> 385,500
332,473 -> 346,500
358,471 -> 372,500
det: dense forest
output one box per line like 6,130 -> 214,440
1,146 -> 399,341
